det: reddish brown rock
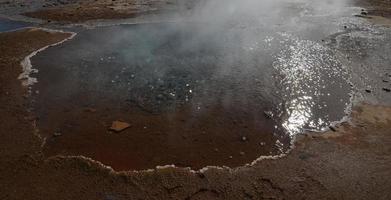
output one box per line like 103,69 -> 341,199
109,121 -> 130,132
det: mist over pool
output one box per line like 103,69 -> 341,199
28,0 -> 354,170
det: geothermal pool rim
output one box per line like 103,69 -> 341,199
17,25 -> 356,173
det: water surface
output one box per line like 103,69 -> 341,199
29,3 -> 354,170
0,17 -> 31,32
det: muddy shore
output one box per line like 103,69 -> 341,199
1,0 -> 391,199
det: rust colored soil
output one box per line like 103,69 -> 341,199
24,5 -> 140,23
23,0 -> 170,23
20,0 -> 391,24
0,28 -> 391,199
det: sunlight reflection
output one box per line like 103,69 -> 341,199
283,96 -> 314,136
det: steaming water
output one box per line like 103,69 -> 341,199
28,1 -> 357,170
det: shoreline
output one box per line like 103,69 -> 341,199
18,27 -> 77,88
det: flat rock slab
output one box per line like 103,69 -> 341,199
109,121 -> 130,133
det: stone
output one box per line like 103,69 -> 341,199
109,121 -> 130,132
264,111 -> 273,119
53,132 -> 62,137
329,126 -> 337,132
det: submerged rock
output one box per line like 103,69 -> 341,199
329,126 -> 337,132
264,111 -> 274,119
53,132 -> 62,137
109,121 -> 130,133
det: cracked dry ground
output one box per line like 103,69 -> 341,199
0,28 -> 391,199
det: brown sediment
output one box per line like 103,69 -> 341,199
24,4 -> 140,23
353,0 -> 391,25
23,0 -> 171,23
18,0 -> 391,24
37,100 -> 286,171
1,27 -> 391,199
354,0 -> 391,17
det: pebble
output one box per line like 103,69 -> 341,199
241,136 -> 248,142
239,152 -> 245,156
382,88 -> 391,92
329,126 -> 337,132
53,132 -> 62,137
264,111 -> 273,119
365,89 -> 371,93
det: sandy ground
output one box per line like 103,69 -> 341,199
1,0 -> 391,199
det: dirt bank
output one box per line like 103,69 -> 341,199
354,0 -> 391,17
4,0 -> 387,24
1,28 -> 391,199
20,0 -> 181,23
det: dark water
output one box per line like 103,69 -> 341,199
29,4 -> 353,170
0,17 -> 31,32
